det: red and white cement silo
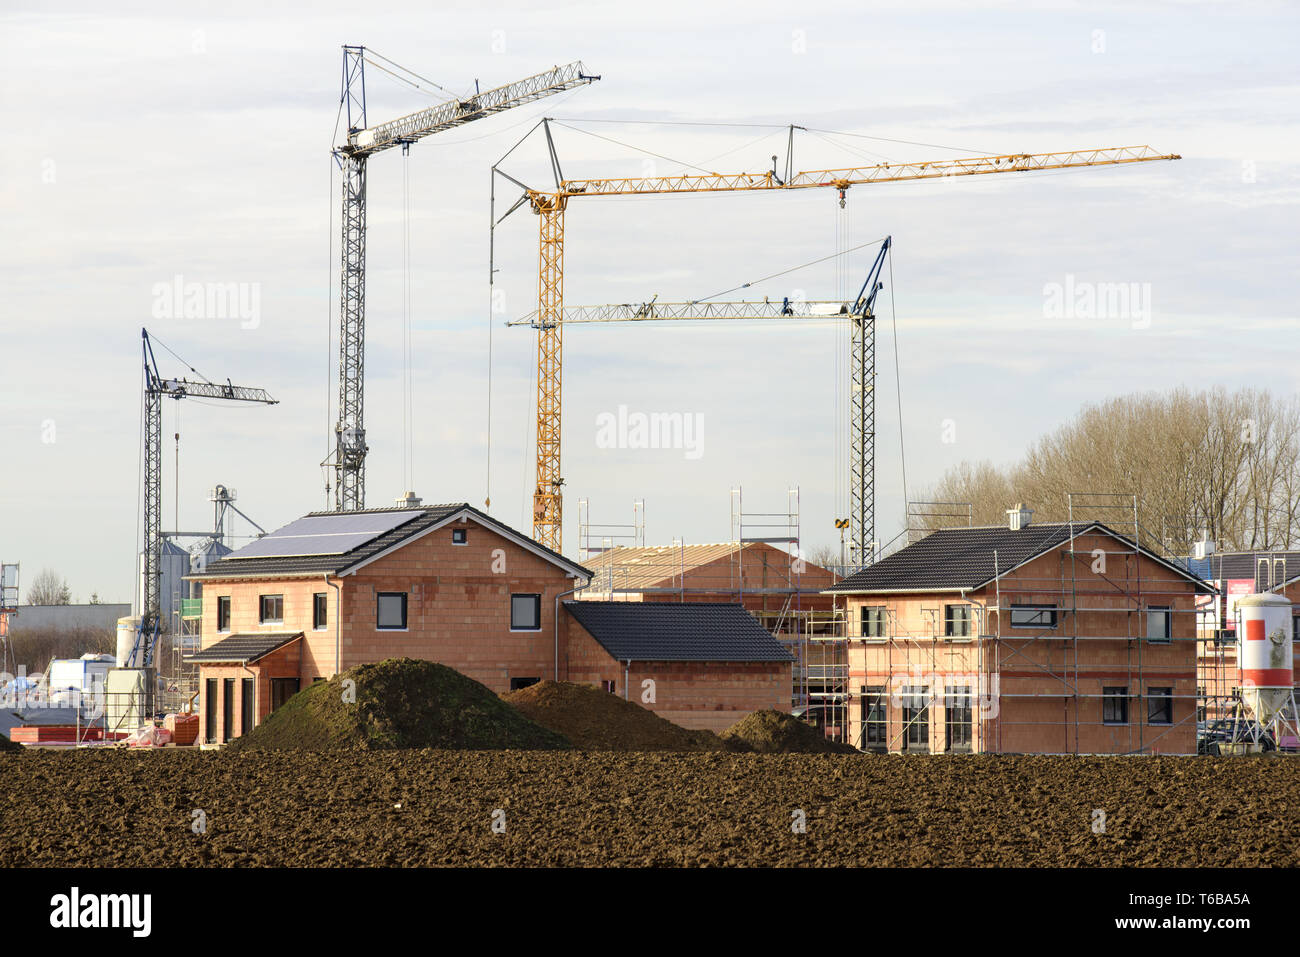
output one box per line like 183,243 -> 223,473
1236,593 -> 1294,727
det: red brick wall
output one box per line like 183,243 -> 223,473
562,618 -> 792,733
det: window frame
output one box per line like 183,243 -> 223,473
258,594 -> 284,625
1145,605 -> 1172,644
944,685 -> 973,752
901,685 -> 930,751
943,604 -> 972,639
861,684 -> 887,750
216,595 -> 231,633
376,592 -> 409,631
312,592 -> 328,631
1009,603 -> 1058,629
510,593 -> 542,632
860,605 -> 887,639
1103,686 -> 1130,725
451,527 -> 468,546
1147,686 -> 1173,725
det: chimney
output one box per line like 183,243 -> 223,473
1007,503 -> 1033,531
395,491 -> 422,508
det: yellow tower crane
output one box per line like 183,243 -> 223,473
509,137 -> 1179,552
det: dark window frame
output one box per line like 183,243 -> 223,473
240,677 -> 255,736
258,594 -> 284,625
221,677 -> 235,743
312,592 -> 328,631
204,678 -> 217,743
943,604 -> 972,638
216,596 -> 231,633
1103,686 -> 1129,725
451,527 -> 468,545
902,685 -> 930,751
861,685 -> 887,750
860,606 -> 887,639
1009,604 -> 1058,629
376,592 -> 408,630
511,593 -> 542,632
1147,687 -> 1173,725
1146,606 -> 1172,644
509,676 -> 541,691
944,685 -> 973,752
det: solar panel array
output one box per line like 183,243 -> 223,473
226,510 -> 425,559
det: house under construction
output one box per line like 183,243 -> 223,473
822,500 -> 1213,754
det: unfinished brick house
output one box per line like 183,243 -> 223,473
561,600 -> 794,733
186,503 -> 592,744
186,503 -> 794,744
827,507 -> 1213,755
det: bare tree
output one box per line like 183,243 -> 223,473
26,568 -> 71,606
916,387 -> 1300,553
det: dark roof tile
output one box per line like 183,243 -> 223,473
185,632 -> 302,664
563,601 -> 794,662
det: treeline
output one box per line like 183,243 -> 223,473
920,387 -> 1300,555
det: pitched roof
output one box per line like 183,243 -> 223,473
190,503 -> 591,581
581,542 -> 767,590
827,521 -> 1214,594
563,600 -> 794,663
185,632 -> 302,664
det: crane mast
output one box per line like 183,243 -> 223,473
137,330 -> 277,667
517,141 -> 1180,554
330,48 -> 597,511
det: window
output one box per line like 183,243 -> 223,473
259,594 -> 283,624
1103,686 -> 1129,725
1293,615 -> 1300,643
313,593 -> 328,630
241,677 -> 254,736
270,678 -> 299,711
376,592 -> 408,630
945,685 -> 973,752
1010,604 -> 1058,629
205,678 -> 217,744
860,685 -> 887,751
944,605 -> 972,638
452,528 -> 468,545
222,677 -> 235,743
1196,685 -> 1206,724
1147,687 -> 1173,725
860,606 -> 887,639
902,685 -> 929,751
216,596 -> 231,633
1146,606 -> 1171,643
511,593 -> 542,631
601,680 -> 616,694
510,677 -> 540,691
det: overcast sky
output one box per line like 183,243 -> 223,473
2,0 -> 1297,604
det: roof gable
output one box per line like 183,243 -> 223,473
563,601 -> 794,663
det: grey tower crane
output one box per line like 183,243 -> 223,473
328,47 -> 598,510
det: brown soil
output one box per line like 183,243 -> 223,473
502,681 -> 725,751
2,750 -> 1296,867
721,709 -> 859,754
228,658 -> 569,752
0,733 -> 23,753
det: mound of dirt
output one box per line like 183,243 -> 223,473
0,732 -> 24,753
502,681 -> 726,752
229,658 -> 570,752
721,709 -> 858,754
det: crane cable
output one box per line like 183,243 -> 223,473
889,248 -> 909,520
402,146 -> 414,494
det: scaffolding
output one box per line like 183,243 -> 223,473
577,498 -> 646,563
836,494 -> 1250,754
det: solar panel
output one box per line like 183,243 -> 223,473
225,510 -> 425,559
